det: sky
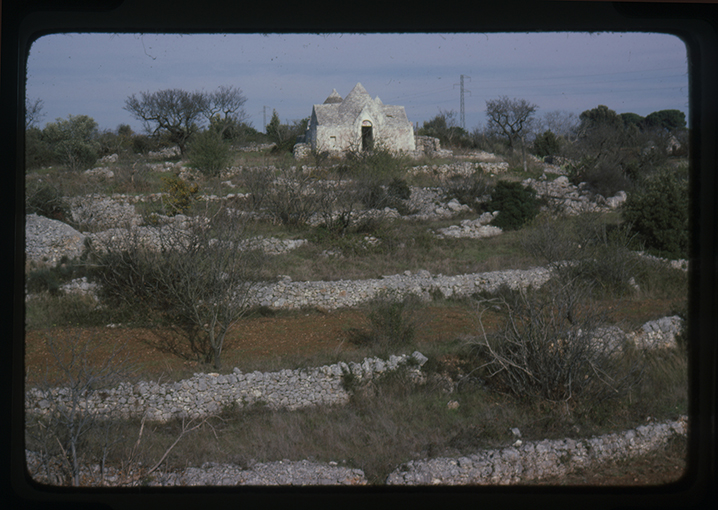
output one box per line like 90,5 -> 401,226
25,32 -> 689,134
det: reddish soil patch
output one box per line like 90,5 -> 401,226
25,306 -> 477,386
24,298 -> 681,386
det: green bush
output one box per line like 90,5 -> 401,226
387,177 -> 411,201
25,127 -> 58,170
41,115 -> 100,171
26,181 -> 70,221
533,130 -> 561,158
161,175 -> 199,215
487,181 -> 541,230
444,171 -> 493,212
187,129 -> 233,176
622,168 -> 689,259
350,290 -> 423,350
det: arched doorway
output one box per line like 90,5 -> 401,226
361,120 -> 373,151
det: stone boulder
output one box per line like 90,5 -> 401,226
525,177 -> 627,215
631,316 -> 684,349
25,213 -> 86,265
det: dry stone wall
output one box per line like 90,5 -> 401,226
386,416 -> 687,485
526,175 -> 627,215
250,267 -> 554,310
25,352 -> 429,423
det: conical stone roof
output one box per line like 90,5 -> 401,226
323,89 -> 343,104
339,83 -> 372,115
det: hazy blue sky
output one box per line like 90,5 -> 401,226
26,32 -> 689,134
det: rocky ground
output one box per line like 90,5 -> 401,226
25,159 -> 629,268
24,156 -> 687,487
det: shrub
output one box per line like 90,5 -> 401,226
238,167 -> 273,212
487,181 -> 541,230
471,282 -> 643,405
160,174 -> 199,215
350,290 -> 423,350
264,166 -> 319,226
25,127 -> 57,170
362,182 -> 388,210
187,129 -> 233,176
444,171 -> 493,212
89,208 -> 264,369
41,114 -> 101,171
533,130 -> 561,158
26,181 -> 70,221
345,144 -> 408,183
521,214 -> 583,265
131,134 -> 155,154
25,293 -> 106,329
26,258 -> 85,296
523,213 -> 644,297
622,168 -> 689,259
570,159 -> 632,198
387,177 -> 411,201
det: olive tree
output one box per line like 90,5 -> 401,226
485,96 -> 538,171
203,85 -> 249,140
124,88 -> 207,155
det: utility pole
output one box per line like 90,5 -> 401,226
454,75 -> 471,130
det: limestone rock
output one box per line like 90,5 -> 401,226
25,213 -> 86,265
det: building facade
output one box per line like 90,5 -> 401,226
301,83 -> 416,155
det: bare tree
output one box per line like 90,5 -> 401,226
485,96 -> 538,171
25,97 -> 45,129
202,85 -> 248,139
124,88 -> 207,155
158,209 -> 263,368
485,96 -> 538,150
541,110 -> 579,143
